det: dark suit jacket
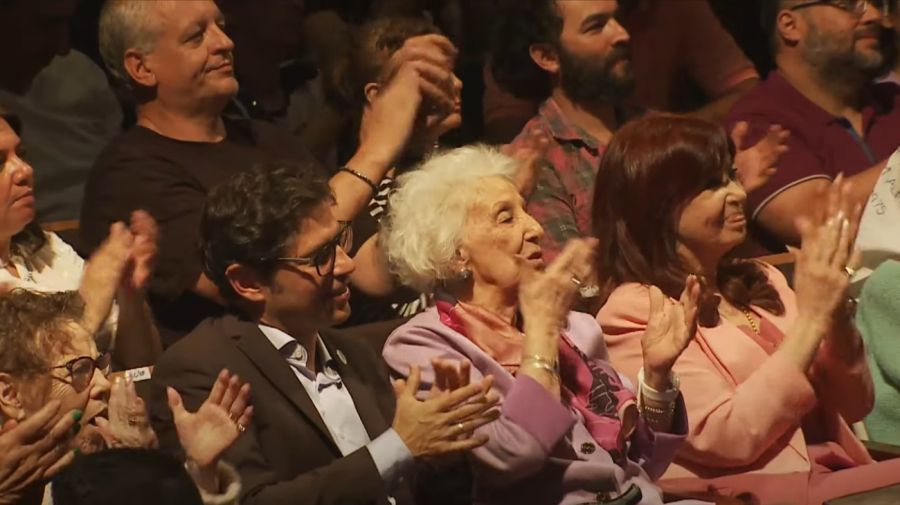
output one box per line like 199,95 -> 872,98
148,314 -> 413,505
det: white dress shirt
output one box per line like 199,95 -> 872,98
257,325 -> 413,494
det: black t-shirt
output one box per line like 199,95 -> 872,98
81,118 -> 315,346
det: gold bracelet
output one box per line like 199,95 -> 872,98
521,355 -> 559,376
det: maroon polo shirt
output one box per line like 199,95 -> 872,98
726,71 -> 900,218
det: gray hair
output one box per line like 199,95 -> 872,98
382,145 -> 519,293
98,0 -> 163,85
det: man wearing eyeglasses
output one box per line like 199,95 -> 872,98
727,0 -> 900,251
148,161 -> 500,505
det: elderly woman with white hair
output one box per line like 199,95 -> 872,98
381,145 -> 705,505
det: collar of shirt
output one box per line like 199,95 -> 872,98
537,97 -> 602,151
257,324 -> 339,382
768,70 -> 889,132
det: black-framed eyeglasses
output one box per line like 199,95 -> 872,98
789,0 -> 868,17
275,221 -> 353,276
48,353 -> 112,393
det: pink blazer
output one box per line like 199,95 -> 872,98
597,264 -> 874,494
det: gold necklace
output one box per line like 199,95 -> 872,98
740,308 -> 760,334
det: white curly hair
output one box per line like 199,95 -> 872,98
382,144 -> 520,293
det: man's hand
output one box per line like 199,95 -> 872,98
124,210 -> 158,292
0,400 -> 79,504
392,365 -> 499,459
430,359 -> 471,394
167,369 -> 253,469
502,129 -> 550,199
356,34 -> 458,169
731,122 -> 789,192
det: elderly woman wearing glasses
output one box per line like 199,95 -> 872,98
380,146 -> 704,505
0,236 -> 255,505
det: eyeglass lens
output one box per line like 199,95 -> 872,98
70,354 -> 111,392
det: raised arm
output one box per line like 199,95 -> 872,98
332,34 -> 458,222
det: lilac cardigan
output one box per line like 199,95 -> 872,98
382,307 -> 694,505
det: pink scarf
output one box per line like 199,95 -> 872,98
436,296 -> 637,464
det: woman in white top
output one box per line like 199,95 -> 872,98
0,108 -> 161,368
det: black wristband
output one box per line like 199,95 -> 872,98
338,166 -> 378,193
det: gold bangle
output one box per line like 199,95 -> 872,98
521,355 -> 559,376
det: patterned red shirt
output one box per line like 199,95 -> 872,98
509,98 -> 607,262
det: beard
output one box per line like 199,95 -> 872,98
558,43 -> 635,105
803,23 -> 884,83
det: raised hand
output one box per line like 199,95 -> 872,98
392,365 -> 499,459
791,174 -> 863,325
78,222 -> 134,335
95,376 -> 157,450
731,122 -> 789,192
0,401 -> 79,504
640,276 -> 700,391
502,129 -> 550,198
125,210 -> 158,292
430,359 -> 471,394
357,34 -> 458,168
167,369 -> 253,470
519,238 -> 598,333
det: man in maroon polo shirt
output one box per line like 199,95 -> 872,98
727,0 -> 900,249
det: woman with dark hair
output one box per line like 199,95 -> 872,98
594,113 -> 900,504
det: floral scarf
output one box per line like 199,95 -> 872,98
436,294 -> 637,464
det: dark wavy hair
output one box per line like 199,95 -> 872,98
201,160 -> 332,305
344,16 -> 442,107
52,448 -> 203,505
489,0 -> 563,101
0,289 -> 84,378
592,113 -> 784,327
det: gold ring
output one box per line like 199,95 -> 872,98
236,422 -> 246,433
456,422 -> 465,434
570,276 -> 582,287
844,266 -> 856,278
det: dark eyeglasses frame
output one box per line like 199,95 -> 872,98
48,353 -> 112,393
274,220 -> 353,277
788,0 -> 868,16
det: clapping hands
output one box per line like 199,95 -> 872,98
731,121 -> 790,192
95,376 -> 158,450
0,401 -> 81,504
78,211 -> 158,334
791,174 -> 862,325
391,365 -> 499,459
166,369 -> 253,470
640,276 -> 701,391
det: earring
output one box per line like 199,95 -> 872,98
458,268 -> 472,281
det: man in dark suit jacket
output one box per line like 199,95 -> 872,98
149,161 -> 497,505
